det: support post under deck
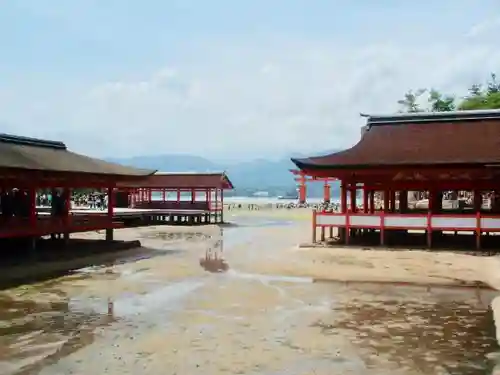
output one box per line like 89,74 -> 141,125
63,188 -> 71,244
106,186 -> 115,241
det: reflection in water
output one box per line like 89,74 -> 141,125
200,227 -> 229,273
0,295 -> 116,375
313,289 -> 498,374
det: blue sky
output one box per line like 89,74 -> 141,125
0,1 -> 499,161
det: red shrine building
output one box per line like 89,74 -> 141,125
0,134 -> 155,242
118,172 -> 234,224
291,109 -> 500,249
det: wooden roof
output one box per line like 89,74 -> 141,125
0,134 -> 156,177
292,110 -> 500,171
118,172 -> 234,189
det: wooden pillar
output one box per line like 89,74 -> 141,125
339,181 -> 347,244
148,188 -> 152,202
474,190 -> 482,250
162,188 -> 166,202
340,182 -> 347,213
215,188 -> 219,223
28,187 -> 37,251
383,190 -> 390,212
312,210 -> 317,243
323,182 -> 331,203
106,185 -> 115,241
427,189 -> 434,248
399,191 -> 408,213
474,190 -> 482,212
207,189 -> 212,222
176,189 -> 181,203
298,176 -> 306,204
320,183 -> 326,240
63,188 -> 71,243
220,189 -> 224,223
363,187 -> 368,214
347,184 -> 356,244
28,188 -> 37,226
350,187 -> 357,213
370,190 -> 375,213
191,189 -> 196,202
381,189 -> 390,246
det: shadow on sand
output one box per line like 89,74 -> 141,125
0,238 -> 179,290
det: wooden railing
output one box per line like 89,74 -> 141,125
0,215 -> 121,239
314,211 -> 500,232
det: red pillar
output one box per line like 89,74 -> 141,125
191,189 -> 196,202
162,188 -> 166,202
369,190 -> 375,213
64,188 -> 71,221
350,187 -> 357,213
215,188 -> 219,222
176,189 -> 181,202
220,189 -> 224,223
298,176 -> 306,204
340,181 -> 347,213
399,191 -> 408,213
29,188 -> 37,226
340,181 -> 348,244
62,188 -> 71,242
323,182 -> 331,203
427,189 -> 434,248
474,190 -> 482,250
106,185 -> 115,241
363,187 -> 368,213
383,190 -> 390,212
148,188 -> 152,202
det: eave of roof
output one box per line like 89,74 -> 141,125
117,172 -> 235,189
0,133 -> 156,177
292,111 -> 500,171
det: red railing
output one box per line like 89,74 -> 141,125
313,210 -> 500,232
0,215 -> 122,239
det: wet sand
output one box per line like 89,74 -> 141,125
0,210 -> 499,374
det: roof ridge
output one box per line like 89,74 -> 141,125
0,133 -> 66,150
365,109 -> 500,126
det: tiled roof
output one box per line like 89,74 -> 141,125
118,172 -> 234,189
292,111 -> 500,171
0,134 -> 156,177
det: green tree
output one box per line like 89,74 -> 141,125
397,89 -> 426,113
398,72 -> 500,112
428,89 -> 455,112
459,73 -> 500,110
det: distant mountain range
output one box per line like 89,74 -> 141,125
107,150 -> 340,197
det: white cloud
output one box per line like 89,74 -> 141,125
1,37 -> 500,161
466,16 -> 500,38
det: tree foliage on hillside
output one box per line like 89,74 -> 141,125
398,73 -> 500,113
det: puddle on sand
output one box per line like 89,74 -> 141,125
309,284 -> 499,375
0,218 -> 498,374
0,294 -> 114,375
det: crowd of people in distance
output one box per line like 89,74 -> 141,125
0,189 -> 109,222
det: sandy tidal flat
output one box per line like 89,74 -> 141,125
0,211 -> 499,375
